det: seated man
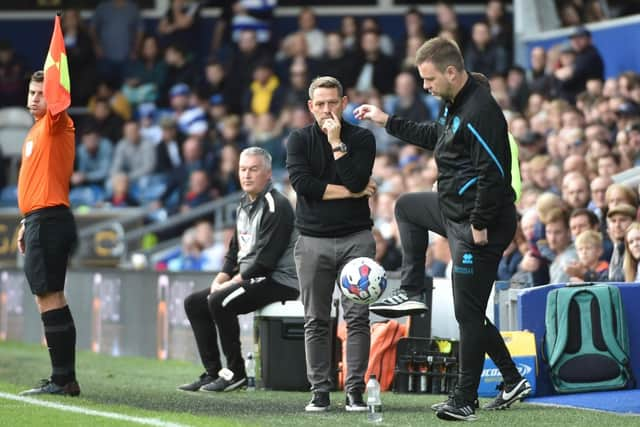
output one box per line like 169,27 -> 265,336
178,147 -> 299,392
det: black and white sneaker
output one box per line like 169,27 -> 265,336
199,368 -> 246,392
345,391 -> 367,412
305,391 -> 330,412
177,372 -> 217,392
436,397 -> 477,421
19,379 -> 81,397
483,378 -> 531,410
431,395 -> 479,412
369,289 -> 427,318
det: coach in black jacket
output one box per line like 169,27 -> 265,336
178,147 -> 299,393
355,38 -> 530,421
287,76 -> 377,412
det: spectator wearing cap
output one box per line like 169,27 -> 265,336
607,203 -> 637,281
160,43 -> 199,106
72,123 -> 114,188
244,60 -> 284,116
138,103 -> 163,145
519,131 -> 546,161
554,26 -> 604,103
207,93 -> 227,124
615,100 -> 640,133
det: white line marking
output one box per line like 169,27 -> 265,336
0,392 -> 190,427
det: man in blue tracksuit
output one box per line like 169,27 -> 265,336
355,37 -> 530,421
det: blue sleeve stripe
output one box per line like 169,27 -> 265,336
458,177 -> 478,195
466,123 -> 505,178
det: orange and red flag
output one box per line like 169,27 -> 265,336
43,14 -> 71,115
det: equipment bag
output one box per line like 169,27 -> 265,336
337,320 -> 407,391
544,284 -> 634,393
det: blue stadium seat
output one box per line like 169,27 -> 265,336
0,185 -> 18,207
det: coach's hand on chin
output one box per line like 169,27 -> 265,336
353,104 -> 389,127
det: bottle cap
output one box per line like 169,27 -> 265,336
370,374 -> 377,380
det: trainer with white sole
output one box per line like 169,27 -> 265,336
354,36 -> 527,422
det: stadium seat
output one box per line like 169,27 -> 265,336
0,107 -> 33,157
0,185 -> 18,207
69,185 -> 105,207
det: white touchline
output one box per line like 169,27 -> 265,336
0,392 -> 190,427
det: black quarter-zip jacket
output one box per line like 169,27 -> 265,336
286,120 -> 375,237
385,74 -> 515,230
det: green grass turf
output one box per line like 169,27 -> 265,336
0,340 -> 638,426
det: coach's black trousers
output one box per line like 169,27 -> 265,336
395,192 -> 521,401
184,279 -> 299,378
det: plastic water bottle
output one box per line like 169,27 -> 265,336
366,375 -> 383,423
245,352 -> 256,391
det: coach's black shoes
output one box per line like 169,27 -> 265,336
305,391 -> 330,412
431,395 -> 479,412
483,378 -> 532,410
436,397 -> 478,421
177,372 -> 217,392
369,289 -> 428,318
200,368 -> 246,392
20,379 -> 81,397
345,391 -> 367,412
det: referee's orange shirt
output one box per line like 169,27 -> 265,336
17,110 -> 75,215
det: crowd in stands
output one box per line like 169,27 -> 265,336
1,0 -> 640,279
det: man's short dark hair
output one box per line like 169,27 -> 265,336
569,208 -> 599,228
30,70 -> 44,84
415,37 -> 464,72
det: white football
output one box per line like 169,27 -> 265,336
338,257 -> 387,305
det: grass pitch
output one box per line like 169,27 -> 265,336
0,341 -> 637,426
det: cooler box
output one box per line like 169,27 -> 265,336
478,331 -> 537,397
255,300 -> 337,391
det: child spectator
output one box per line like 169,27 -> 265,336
568,229 -> 608,282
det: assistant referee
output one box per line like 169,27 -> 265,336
17,70 -> 80,397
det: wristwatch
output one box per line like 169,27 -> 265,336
332,142 -> 348,153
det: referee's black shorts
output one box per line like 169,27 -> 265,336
23,206 -> 77,296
